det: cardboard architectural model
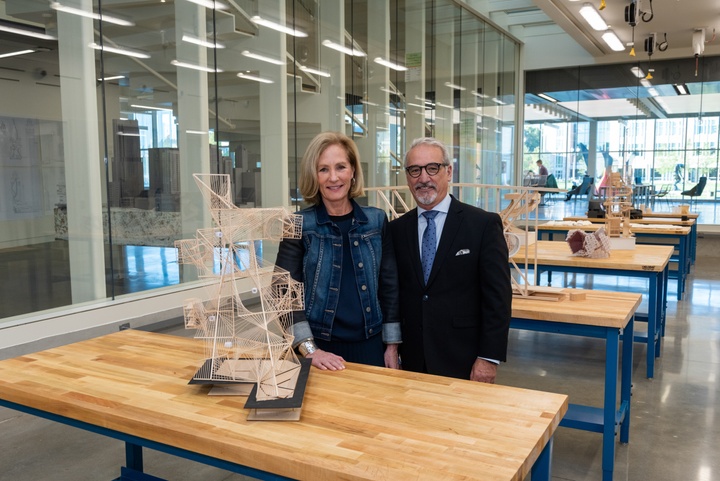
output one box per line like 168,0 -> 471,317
175,174 -> 308,412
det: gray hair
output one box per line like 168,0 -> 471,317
403,137 -> 451,167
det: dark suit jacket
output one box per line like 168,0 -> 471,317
389,196 -> 512,379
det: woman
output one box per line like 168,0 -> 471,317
275,132 -> 400,371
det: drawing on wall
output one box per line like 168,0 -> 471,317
176,174 -> 309,420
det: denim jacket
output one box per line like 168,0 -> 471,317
275,200 -> 400,346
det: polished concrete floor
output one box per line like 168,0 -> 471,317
2,217 -> 720,480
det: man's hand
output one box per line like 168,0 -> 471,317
384,344 -> 400,369
306,349 -> 345,371
470,358 -> 498,383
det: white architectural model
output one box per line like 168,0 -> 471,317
175,174 -> 305,403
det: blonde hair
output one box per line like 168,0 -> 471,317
299,131 -> 365,205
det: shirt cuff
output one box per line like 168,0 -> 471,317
382,322 -> 402,344
478,356 -> 500,365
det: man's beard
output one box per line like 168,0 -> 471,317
414,182 -> 437,205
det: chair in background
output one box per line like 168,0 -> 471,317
651,184 -> 671,209
681,176 -> 707,206
565,175 -> 594,201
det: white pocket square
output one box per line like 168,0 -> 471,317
455,249 -> 470,256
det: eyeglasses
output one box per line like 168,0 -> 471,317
405,163 -> 447,178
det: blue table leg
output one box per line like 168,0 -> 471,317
603,328 -> 620,481
646,273 -> 657,378
620,316 -> 633,444
690,221 -> 697,264
530,437 -> 553,481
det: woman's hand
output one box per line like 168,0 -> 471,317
306,349 -> 346,371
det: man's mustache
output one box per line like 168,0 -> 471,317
414,182 -> 436,190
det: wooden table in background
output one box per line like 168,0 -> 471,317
512,289 -> 640,481
0,329 -> 568,481
537,221 -> 690,300
512,240 -> 672,378
563,214 -> 698,265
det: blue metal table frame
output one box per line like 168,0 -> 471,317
511,315 -> 634,481
536,227 -> 688,301
513,260 -> 667,379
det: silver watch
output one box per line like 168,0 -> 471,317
297,339 -> 318,357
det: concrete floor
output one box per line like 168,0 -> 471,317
1,250 -> 720,480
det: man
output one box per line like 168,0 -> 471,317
390,137 -> 512,383
536,159 -> 549,177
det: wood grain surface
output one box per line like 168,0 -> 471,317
512,240 -> 673,272
0,329 -> 568,481
540,222 -> 691,235
512,289 -> 641,329
563,216 -> 695,227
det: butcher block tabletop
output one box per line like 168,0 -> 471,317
0,329 -> 568,481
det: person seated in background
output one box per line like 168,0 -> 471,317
536,159 -> 549,177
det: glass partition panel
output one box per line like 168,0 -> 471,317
0,0 -> 520,324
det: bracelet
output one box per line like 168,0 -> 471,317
297,339 -> 318,357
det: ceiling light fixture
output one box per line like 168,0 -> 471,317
630,66 -> 645,78
444,82 -> 466,91
374,57 -> 407,71
171,59 -> 223,73
250,16 -> 307,37
0,22 -> 56,40
181,34 -> 224,49
50,2 -> 134,27
185,0 -> 228,10
579,3 -> 608,31
90,43 -> 150,59
0,49 -> 35,59
299,65 -> 331,78
241,50 -> 285,66
236,72 -> 273,84
602,31 -> 625,51
537,93 -> 559,102
322,39 -> 366,57
98,75 -> 126,81
131,104 -> 173,111
673,84 -> 689,95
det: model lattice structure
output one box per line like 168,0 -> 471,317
603,172 -> 634,238
499,190 -> 557,300
175,174 -> 305,401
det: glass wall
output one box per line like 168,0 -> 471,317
524,57 -> 720,224
0,1 -> 519,322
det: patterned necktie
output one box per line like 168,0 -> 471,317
421,210 -> 439,284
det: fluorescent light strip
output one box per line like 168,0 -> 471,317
537,93 -> 558,102
50,2 -> 134,27
117,132 -> 140,137
171,59 -> 223,73
631,66 -> 645,78
0,49 -> 35,59
640,78 -> 652,87
131,104 -> 173,111
299,65 -> 331,78
0,24 -> 56,41
444,82 -> 466,91
90,43 -> 150,59
237,72 -> 273,84
251,16 -> 307,38
185,130 -> 209,135
182,34 -> 224,49
98,75 -> 126,81
241,50 -> 285,66
602,31 -> 625,52
472,91 -> 489,99
374,57 -> 407,71
579,3 -> 608,31
492,98 -> 506,105
674,84 -> 689,95
186,0 -> 228,10
322,39 -> 366,57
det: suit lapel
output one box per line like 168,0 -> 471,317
426,197 -> 463,287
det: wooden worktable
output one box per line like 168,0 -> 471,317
563,215 -> 695,227
513,239 -> 672,272
541,221 -> 691,235
0,329 -> 568,481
